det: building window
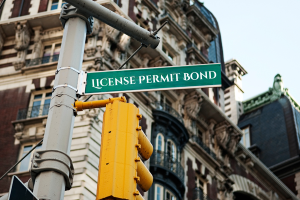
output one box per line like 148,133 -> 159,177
166,140 -> 176,161
29,90 -> 52,118
47,0 -> 65,10
10,0 -> 31,18
240,126 -> 251,148
162,46 -> 175,62
165,190 -> 176,200
194,174 -> 207,199
155,184 -> 164,200
156,134 -> 164,152
42,43 -> 61,63
18,143 -> 42,171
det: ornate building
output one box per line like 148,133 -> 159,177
239,74 -> 300,198
0,0 -> 298,200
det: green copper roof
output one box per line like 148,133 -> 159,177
243,74 -> 300,113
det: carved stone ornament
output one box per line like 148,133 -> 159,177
215,121 -> 230,149
118,33 -> 131,52
85,19 -> 102,57
227,127 -> 242,154
175,92 -> 186,116
13,21 -> 31,70
105,24 -> 120,43
14,22 -> 31,51
13,50 -> 28,70
215,121 -> 242,155
270,74 -> 284,101
184,91 -> 203,119
32,26 -> 43,59
14,123 -> 24,132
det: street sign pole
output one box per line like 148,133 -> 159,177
32,10 -> 89,200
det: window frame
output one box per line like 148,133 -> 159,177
166,139 -> 177,160
195,174 -> 207,194
240,126 -> 251,148
165,189 -> 176,200
47,0 -> 65,11
156,133 -> 165,152
155,184 -> 164,200
28,89 -> 52,118
17,142 -> 43,172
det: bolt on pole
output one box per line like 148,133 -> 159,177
32,10 -> 90,200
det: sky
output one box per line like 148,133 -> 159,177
203,0 -> 300,102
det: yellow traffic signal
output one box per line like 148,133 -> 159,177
96,98 -> 153,200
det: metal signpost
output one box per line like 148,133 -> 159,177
78,64 -> 221,95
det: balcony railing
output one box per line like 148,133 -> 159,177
193,187 -> 213,200
153,102 -> 184,123
26,55 -> 59,67
150,150 -> 184,182
192,136 -> 217,160
17,104 -> 50,120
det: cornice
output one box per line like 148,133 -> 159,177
159,14 -> 192,43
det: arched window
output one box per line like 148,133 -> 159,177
156,134 -> 164,152
167,140 -> 176,161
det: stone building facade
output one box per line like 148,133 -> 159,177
0,0 -> 298,200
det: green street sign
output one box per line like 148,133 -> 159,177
78,64 -> 221,95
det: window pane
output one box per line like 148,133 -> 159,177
43,46 -> 52,57
46,92 -> 52,98
51,0 -> 59,10
245,132 -> 250,148
157,135 -> 162,151
42,99 -> 51,115
31,101 -> 41,118
166,192 -> 170,200
19,145 -> 32,171
157,187 -> 161,200
34,94 -> 42,99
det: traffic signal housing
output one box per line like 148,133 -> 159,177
96,98 -> 153,200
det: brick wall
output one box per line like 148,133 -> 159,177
0,87 -> 30,193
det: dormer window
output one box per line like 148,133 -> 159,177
240,126 -> 251,148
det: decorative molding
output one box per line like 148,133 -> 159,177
243,74 -> 300,112
184,91 -> 203,119
215,121 -> 242,156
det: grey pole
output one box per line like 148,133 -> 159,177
64,0 -> 160,49
32,9 -> 89,200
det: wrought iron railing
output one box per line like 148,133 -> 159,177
150,150 -> 184,182
153,102 -> 184,123
192,136 -> 217,160
17,104 -> 50,120
187,43 -> 208,61
26,55 -> 59,67
193,187 -> 213,200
